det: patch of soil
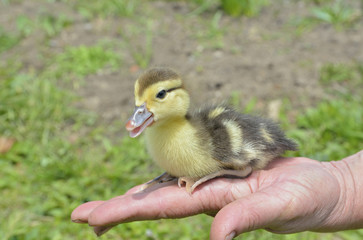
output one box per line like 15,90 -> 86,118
2,0 -> 363,125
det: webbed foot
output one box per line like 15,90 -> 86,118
140,172 -> 176,191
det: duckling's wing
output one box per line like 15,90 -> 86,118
190,105 -> 297,170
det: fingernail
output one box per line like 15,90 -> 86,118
225,231 -> 236,240
94,226 -> 112,237
71,219 -> 86,223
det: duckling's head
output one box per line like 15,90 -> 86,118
126,68 -> 190,138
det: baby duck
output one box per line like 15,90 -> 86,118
126,68 -> 297,194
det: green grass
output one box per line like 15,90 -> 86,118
119,19 -> 154,69
15,13 -> 72,40
16,15 -> 35,37
306,0 -> 334,4
38,14 -> 73,38
188,0 -> 269,17
291,0 -> 361,33
130,21 -> 154,69
319,62 -> 363,84
221,0 -> 269,17
188,0 -> 219,15
284,61 -> 363,161
70,0 -> 137,19
0,27 -> 20,53
1,13 -> 73,55
50,44 -> 122,82
310,0 -> 360,29
1,0 -> 24,4
288,97 -> 362,161
195,11 -> 225,49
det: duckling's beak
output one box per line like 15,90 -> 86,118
126,103 -> 154,138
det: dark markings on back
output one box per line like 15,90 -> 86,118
138,68 -> 180,97
190,106 -> 233,162
249,158 -> 259,168
188,105 -> 298,169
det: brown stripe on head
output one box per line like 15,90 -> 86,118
137,68 -> 180,97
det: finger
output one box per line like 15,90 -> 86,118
124,178 -> 178,195
210,191 -> 286,240
71,184 -> 145,223
124,184 -> 146,195
88,178 -> 252,227
71,201 -> 105,223
88,184 -> 200,226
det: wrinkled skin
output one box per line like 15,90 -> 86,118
71,151 -> 363,239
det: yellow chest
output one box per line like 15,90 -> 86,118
145,120 -> 220,178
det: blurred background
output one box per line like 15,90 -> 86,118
0,0 -> 362,239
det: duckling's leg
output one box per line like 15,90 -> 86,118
178,166 -> 252,194
177,177 -> 198,194
140,172 -> 176,191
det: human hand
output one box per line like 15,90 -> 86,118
71,152 -> 363,239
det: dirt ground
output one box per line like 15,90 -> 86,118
1,0 -> 363,124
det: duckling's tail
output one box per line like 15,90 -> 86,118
281,138 -> 299,152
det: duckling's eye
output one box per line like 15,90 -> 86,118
156,90 -> 167,99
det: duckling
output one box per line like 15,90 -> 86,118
126,68 -> 297,194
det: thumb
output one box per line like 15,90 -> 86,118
210,191 -> 286,240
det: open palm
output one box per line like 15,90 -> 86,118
71,157 -> 347,239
